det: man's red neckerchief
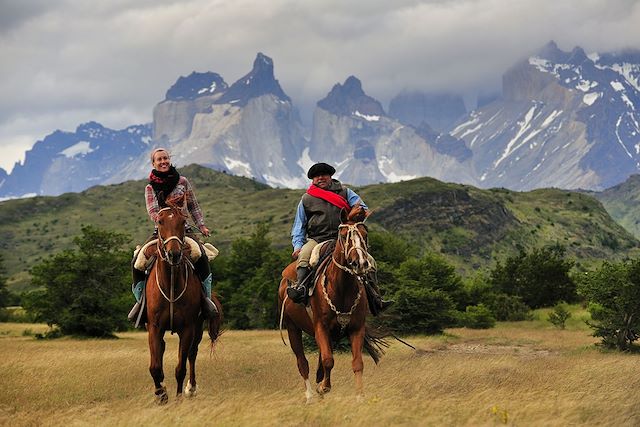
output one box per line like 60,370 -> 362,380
306,184 -> 350,210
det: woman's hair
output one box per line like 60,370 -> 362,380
150,147 -> 170,164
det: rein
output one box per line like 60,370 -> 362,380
323,220 -> 371,331
155,206 -> 190,332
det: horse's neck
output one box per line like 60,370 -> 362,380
326,253 -> 360,303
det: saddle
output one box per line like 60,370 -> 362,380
304,240 -> 336,299
133,237 -> 219,271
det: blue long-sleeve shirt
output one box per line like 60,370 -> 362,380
291,188 -> 368,250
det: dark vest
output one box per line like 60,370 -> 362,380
302,180 -> 349,243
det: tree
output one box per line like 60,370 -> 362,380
578,260 -> 640,350
547,302 -> 571,329
215,223 -> 288,329
379,253 -> 464,334
489,245 -> 576,308
0,254 -> 10,321
23,226 -> 131,337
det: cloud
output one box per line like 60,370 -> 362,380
1,0 -> 639,171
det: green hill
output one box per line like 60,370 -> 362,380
1,165 -> 638,293
591,174 -> 640,239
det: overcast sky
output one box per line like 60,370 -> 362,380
1,0 -> 639,172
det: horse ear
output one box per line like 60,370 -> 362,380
340,207 -> 349,223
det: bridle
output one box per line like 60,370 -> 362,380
155,206 -> 190,331
331,221 -> 372,276
156,207 -> 186,267
324,219 -> 372,330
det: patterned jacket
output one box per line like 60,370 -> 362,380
145,176 -> 205,227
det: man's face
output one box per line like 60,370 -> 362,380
312,174 -> 331,189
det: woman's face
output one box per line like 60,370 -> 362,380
152,150 -> 171,172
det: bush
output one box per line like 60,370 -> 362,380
215,223 -> 288,329
578,261 -> 640,350
489,245 -> 576,308
484,293 -> 532,321
383,286 -> 457,334
547,302 -> 571,329
23,226 -> 131,338
463,304 -> 496,329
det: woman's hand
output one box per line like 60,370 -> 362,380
291,248 -> 301,260
199,225 -> 211,237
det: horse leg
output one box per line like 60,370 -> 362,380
175,325 -> 195,398
314,324 -> 334,395
349,327 -> 366,400
287,321 -> 314,403
315,352 -> 324,385
148,326 -> 168,405
185,317 -> 204,398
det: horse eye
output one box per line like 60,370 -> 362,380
158,219 -> 164,225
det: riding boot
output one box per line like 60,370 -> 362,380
128,266 -> 147,323
364,271 -> 394,316
287,266 -> 310,304
195,254 -> 218,318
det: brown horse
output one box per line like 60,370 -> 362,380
145,202 -> 222,404
278,204 -> 384,403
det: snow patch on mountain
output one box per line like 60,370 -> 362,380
60,141 -> 94,158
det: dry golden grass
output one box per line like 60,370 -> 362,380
1,321 -> 639,427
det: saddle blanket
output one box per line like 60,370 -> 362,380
133,237 -> 219,270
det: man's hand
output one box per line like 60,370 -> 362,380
291,248 -> 301,260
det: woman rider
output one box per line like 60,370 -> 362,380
128,148 -> 218,323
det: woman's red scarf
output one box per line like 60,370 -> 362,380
306,184 -> 350,210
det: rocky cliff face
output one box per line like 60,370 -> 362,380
0,122 -> 151,197
141,52 -> 306,188
388,91 -> 467,132
451,41 -> 640,191
309,76 -> 476,186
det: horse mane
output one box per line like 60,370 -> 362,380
164,194 -> 188,218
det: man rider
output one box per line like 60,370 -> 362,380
287,162 -> 392,315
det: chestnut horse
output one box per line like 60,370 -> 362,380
278,204 -> 385,403
146,203 -> 222,404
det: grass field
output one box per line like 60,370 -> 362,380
1,311 -> 640,426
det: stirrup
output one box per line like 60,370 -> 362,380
287,284 -> 307,304
127,302 -> 141,322
202,292 -> 219,318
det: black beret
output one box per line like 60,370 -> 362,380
307,162 -> 336,179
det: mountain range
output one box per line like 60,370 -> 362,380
1,41 -> 640,198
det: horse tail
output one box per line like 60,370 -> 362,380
207,296 -> 223,348
363,325 -> 391,365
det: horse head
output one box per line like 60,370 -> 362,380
337,203 -> 372,276
157,196 -> 188,266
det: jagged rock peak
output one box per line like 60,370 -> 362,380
534,41 -> 588,65
536,40 -> 566,62
165,71 -> 228,101
216,52 -> 290,106
317,75 -> 385,118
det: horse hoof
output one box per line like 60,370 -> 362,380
154,386 -> 168,405
184,380 -> 198,398
316,384 -> 331,395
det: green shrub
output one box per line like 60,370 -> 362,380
463,304 -> 496,329
484,293 -> 532,321
489,245 -> 576,308
578,260 -> 640,350
23,226 -> 131,338
383,286 -> 457,334
547,302 -> 571,329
